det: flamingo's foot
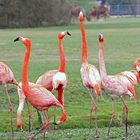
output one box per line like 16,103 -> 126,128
122,136 -> 128,139
95,134 -> 99,139
42,129 -> 48,134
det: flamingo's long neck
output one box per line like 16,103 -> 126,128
58,37 -> 65,72
22,46 -> 30,94
99,41 -> 107,79
80,19 -> 88,63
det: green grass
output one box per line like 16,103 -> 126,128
0,16 -> 140,139
1,125 -> 140,140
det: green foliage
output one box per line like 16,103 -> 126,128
0,17 -> 140,139
0,0 -> 73,28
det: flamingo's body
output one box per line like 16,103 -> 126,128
14,36 -> 67,139
36,70 -> 58,91
36,70 -> 68,106
79,11 -> 102,137
80,63 -> 101,93
98,34 -> 136,139
0,62 -> 19,139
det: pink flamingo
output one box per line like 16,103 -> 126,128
16,31 -> 70,130
98,33 -> 136,139
37,31 -> 70,126
14,36 -> 67,139
0,62 -> 19,139
79,11 -> 102,138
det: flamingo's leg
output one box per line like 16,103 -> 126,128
106,99 -> 115,139
30,106 -> 34,131
43,111 -> 50,140
89,101 -> 93,128
121,98 -> 128,138
56,87 -> 64,129
89,89 -> 99,138
53,106 -> 56,130
120,105 -> 125,126
4,84 -> 14,140
37,110 -> 42,128
31,111 -> 50,139
26,100 -> 32,133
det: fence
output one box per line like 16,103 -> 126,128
110,4 -> 140,16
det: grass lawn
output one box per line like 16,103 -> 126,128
0,16 -> 140,139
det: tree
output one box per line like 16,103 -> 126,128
0,0 -> 73,28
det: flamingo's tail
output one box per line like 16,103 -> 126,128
128,86 -> 136,103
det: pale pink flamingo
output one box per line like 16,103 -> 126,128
14,36 -> 67,139
79,11 -> 102,138
16,31 -> 70,130
0,62 -> 19,140
98,33 -> 136,139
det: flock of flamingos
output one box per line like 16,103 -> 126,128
1,11 -> 140,140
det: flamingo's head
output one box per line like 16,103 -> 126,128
79,11 -> 84,22
134,59 -> 140,72
58,31 -> 71,39
98,33 -> 104,43
14,36 -> 31,48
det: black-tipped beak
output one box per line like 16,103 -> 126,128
98,34 -> 102,39
52,122 -> 58,125
67,32 -> 71,36
14,37 -> 19,42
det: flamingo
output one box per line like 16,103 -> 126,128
16,31 -> 70,130
98,33 -> 136,139
14,36 -> 67,139
36,31 -> 70,126
0,62 -> 19,140
79,11 -> 102,138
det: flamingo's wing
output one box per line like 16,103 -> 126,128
36,70 -> 58,91
119,71 -> 137,85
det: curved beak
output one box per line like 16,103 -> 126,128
14,37 -> 19,42
67,31 -> 71,36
